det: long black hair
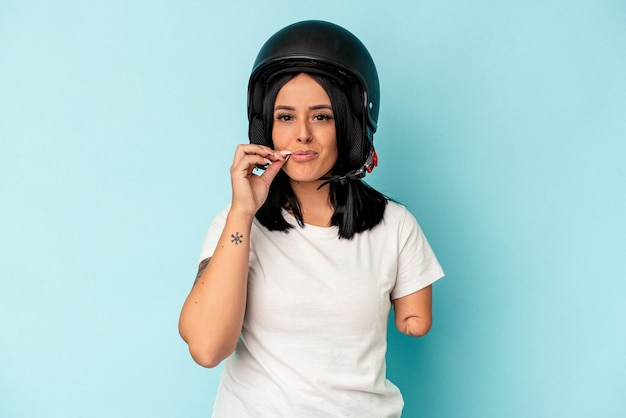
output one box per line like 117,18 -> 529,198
255,72 -> 387,239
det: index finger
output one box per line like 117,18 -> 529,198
233,144 -> 284,163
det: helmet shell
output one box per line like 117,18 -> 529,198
247,20 -> 380,171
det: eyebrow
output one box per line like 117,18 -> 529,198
274,104 -> 333,111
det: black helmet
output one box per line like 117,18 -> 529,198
248,20 -> 380,183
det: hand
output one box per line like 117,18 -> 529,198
229,144 -> 290,216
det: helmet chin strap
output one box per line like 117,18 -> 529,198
316,151 -> 377,190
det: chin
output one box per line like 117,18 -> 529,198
283,167 -> 331,184
285,174 -> 324,184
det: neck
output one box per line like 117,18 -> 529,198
290,180 -> 334,227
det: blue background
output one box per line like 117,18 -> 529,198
1,1 -> 625,417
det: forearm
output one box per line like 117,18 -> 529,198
179,209 -> 254,367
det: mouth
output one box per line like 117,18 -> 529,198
289,150 -> 318,162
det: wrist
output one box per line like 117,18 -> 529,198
227,206 -> 257,224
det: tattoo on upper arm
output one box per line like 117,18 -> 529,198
231,232 -> 244,245
194,257 -> 211,285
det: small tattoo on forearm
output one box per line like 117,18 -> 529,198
231,232 -> 244,245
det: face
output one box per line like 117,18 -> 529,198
272,73 -> 338,183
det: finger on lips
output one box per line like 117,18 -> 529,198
235,146 -> 292,168
259,148 -> 291,162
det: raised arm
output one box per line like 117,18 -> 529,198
178,144 -> 289,367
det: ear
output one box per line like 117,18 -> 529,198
249,115 -> 270,146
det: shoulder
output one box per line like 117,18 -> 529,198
379,201 -> 426,240
382,201 -> 413,224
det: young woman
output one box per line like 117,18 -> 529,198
179,20 -> 444,417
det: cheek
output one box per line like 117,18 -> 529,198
272,125 -> 294,149
325,139 -> 339,168
328,132 -> 338,157
271,125 -> 288,148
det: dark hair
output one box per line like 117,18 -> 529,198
255,73 -> 387,239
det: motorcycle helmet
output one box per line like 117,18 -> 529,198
248,20 -> 380,183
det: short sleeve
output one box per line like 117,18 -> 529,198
198,206 -> 230,263
390,208 -> 444,300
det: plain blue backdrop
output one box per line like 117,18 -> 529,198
1,1 -> 625,417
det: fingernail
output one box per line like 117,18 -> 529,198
279,150 -> 292,156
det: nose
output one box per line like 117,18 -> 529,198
297,120 -> 312,144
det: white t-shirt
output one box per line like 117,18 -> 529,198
199,201 -> 444,417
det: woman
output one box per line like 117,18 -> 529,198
179,20 -> 444,417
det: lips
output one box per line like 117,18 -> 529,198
289,150 -> 318,162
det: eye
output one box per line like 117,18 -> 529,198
313,113 -> 333,121
275,113 -> 292,121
